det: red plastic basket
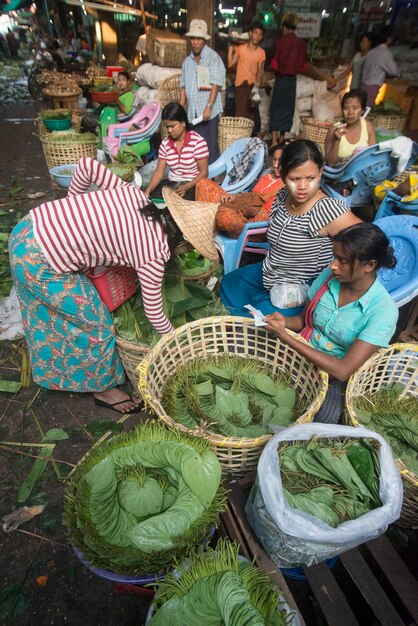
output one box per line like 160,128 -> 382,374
89,90 -> 120,104
88,266 -> 138,312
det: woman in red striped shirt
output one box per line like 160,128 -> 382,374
145,103 -> 209,201
8,158 -> 187,414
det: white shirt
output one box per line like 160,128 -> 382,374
361,44 -> 401,87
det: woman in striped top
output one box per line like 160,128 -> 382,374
9,157 -> 183,414
145,103 -> 209,201
220,140 -> 361,317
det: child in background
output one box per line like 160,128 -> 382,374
117,71 -> 135,116
228,21 -> 266,134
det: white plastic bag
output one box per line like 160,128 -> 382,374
245,423 -> 402,568
312,81 -> 342,121
270,282 -> 309,309
0,286 -> 24,341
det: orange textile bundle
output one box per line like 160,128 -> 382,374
195,178 -> 226,203
215,206 -> 247,239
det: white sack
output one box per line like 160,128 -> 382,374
135,63 -> 180,89
312,81 -> 342,121
245,423 -> 403,568
297,96 -> 312,113
296,75 -> 315,98
0,286 -> 24,341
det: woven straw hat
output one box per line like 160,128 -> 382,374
162,186 -> 219,261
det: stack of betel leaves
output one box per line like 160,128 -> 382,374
148,539 -> 294,626
64,421 -> 226,575
162,354 -> 304,438
112,273 -> 227,347
353,382 -> 418,476
279,438 -> 382,527
175,249 -> 214,278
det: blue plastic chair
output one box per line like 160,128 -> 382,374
375,190 -> 418,220
374,215 -> 418,307
214,221 -> 269,274
323,142 -> 418,207
208,138 -> 266,194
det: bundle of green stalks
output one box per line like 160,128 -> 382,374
162,354 -> 304,438
353,383 -> 418,475
46,132 -> 97,144
279,437 -> 382,527
149,539 -> 293,626
40,108 -> 71,120
64,421 -> 226,575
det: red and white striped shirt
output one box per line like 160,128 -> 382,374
30,157 -> 173,334
158,130 -> 209,182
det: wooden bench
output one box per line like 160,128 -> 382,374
217,473 -> 418,626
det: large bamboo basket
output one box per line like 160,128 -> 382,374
35,111 -> 82,139
218,116 -> 254,153
41,133 -> 98,169
345,343 -> 418,528
137,316 -> 328,477
300,117 -> 334,155
368,113 -> 407,132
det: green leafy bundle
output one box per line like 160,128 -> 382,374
353,382 -> 418,475
176,249 -> 214,277
90,84 -> 119,93
112,274 -> 228,347
162,354 -> 303,438
40,109 -> 71,120
64,421 -> 226,575
280,438 -> 382,527
371,101 -> 407,117
46,132 -> 97,144
149,539 -> 293,626
113,145 -> 141,165
105,162 -> 136,182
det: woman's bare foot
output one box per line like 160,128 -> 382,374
93,388 -> 142,414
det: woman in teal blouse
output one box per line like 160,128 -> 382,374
264,222 -> 399,423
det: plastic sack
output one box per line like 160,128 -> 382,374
0,286 -> 24,341
270,282 -> 309,309
312,81 -> 342,121
245,423 -> 402,568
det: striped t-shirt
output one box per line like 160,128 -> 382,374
262,188 -> 349,289
158,130 -> 209,182
30,157 -> 173,334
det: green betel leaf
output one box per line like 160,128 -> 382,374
42,428 -> 69,443
0,585 -> 30,622
85,420 -> 124,437
0,379 -> 21,393
16,445 -> 55,503
119,477 -> 164,518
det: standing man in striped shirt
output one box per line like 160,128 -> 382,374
180,19 -> 226,164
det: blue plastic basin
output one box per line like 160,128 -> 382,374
49,164 -> 78,188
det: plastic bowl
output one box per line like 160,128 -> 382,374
42,117 -> 72,131
89,90 -> 119,104
49,164 -> 78,188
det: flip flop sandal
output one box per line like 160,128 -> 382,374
93,396 -> 143,415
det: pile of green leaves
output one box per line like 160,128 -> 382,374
371,101 -> 407,117
113,145 -> 141,165
64,421 -> 226,575
353,382 -> 418,475
150,539 -> 293,626
90,84 -> 119,93
162,354 -> 302,438
280,438 -> 382,527
47,132 -> 97,144
113,274 -> 228,347
105,162 -> 136,182
176,249 -> 214,277
40,109 -> 71,120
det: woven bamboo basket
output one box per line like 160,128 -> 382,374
116,336 -> 151,389
146,28 -> 186,68
345,343 -> 418,528
368,113 -> 407,132
218,117 -> 254,153
157,74 -> 181,139
138,316 -> 328,477
300,118 -> 334,154
41,133 -> 98,169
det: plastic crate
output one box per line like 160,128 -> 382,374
88,266 -> 138,312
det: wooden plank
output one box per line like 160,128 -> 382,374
340,548 -> 405,626
366,535 -> 418,623
303,562 -> 360,626
224,479 -> 306,625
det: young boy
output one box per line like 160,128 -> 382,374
228,21 -> 266,132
